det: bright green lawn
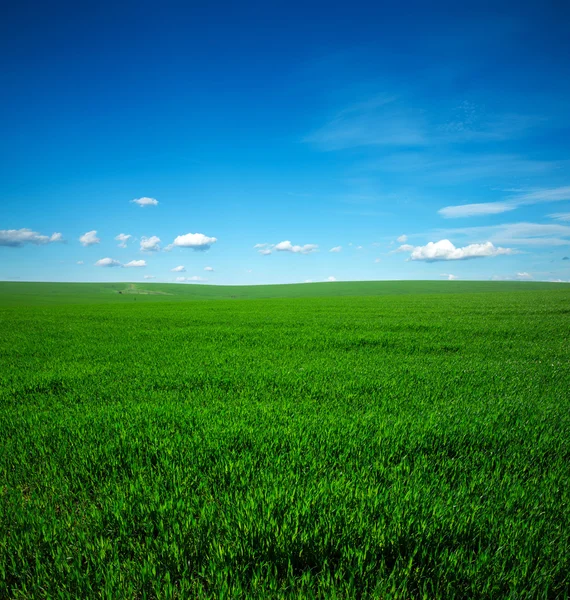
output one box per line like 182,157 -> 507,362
1,282 -> 569,598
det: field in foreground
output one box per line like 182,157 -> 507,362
1,282 -> 569,598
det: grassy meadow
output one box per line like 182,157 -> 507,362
1,281 -> 569,598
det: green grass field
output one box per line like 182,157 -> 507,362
1,281 -> 569,598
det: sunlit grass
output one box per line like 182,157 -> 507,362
1,283 -> 569,598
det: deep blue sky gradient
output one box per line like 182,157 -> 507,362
2,0 -> 570,283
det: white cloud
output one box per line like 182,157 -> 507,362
517,272 -> 533,280
173,232 -> 217,251
254,243 -> 269,248
355,245 -> 364,250
115,233 -> 132,248
396,234 -> 407,243
258,248 -> 272,255
549,212 -> 570,222
304,279 -> 313,283
439,186 -> 570,219
124,260 -> 146,268
132,197 -> 158,207
374,258 -> 381,263
79,230 -> 100,246
140,236 -> 161,252
144,275 -> 155,279
440,273 -> 458,280
329,246 -> 342,252
204,266 -> 214,271
77,260 -> 84,265
95,257 -> 121,267
275,240 -> 318,254
327,276 -> 337,281
171,265 -> 186,272
50,233 -> 63,242
399,239 -> 516,262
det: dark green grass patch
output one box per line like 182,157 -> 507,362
1,286 -> 569,598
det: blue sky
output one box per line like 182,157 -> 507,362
2,0 -> 570,284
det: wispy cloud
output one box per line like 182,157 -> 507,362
439,186 -> 570,218
171,265 -> 185,272
0,229 -> 63,247
549,212 -> 570,222
305,95 -> 426,151
329,246 -> 342,252
440,273 -> 458,280
435,221 -> 570,247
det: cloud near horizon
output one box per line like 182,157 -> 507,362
0,229 -> 63,247
398,239 -> 516,261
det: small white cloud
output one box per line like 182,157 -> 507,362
115,233 -> 132,248
204,266 -> 214,271
254,243 -> 269,248
77,260 -> 84,265
327,276 -> 337,282
173,232 -> 217,251
144,275 -> 155,279
79,230 -> 100,247
171,265 -> 186,272
330,246 -> 342,253
440,273 -> 458,280
50,233 -> 63,242
397,234 -> 408,243
275,240 -> 318,254
517,272 -> 533,280
124,260 -> 146,268
140,235 -> 161,252
355,245 -> 364,250
246,269 -> 253,273
132,197 -> 158,207
95,257 -> 121,267
259,248 -> 272,255
304,279 -> 313,283
399,239 -> 516,262
550,279 -> 566,283
374,258 -> 381,263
